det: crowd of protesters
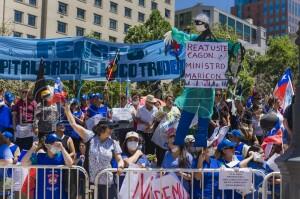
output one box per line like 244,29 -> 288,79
0,85 -> 290,199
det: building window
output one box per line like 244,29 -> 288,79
57,21 -> 67,33
27,34 -> 36,38
13,31 -> 22,37
125,7 -> 132,18
219,13 -> 227,26
109,19 -> 117,30
14,10 -> 23,23
94,0 -> 102,7
139,0 -> 145,7
251,28 -> 257,44
76,27 -> 85,36
165,9 -> 171,18
138,12 -> 145,22
93,31 -> 102,39
236,21 -> 243,39
109,36 -> 117,42
165,0 -> 171,4
110,2 -> 118,13
94,14 -> 102,25
77,8 -> 86,20
29,0 -> 37,6
124,23 -> 131,33
58,2 -> 68,15
228,17 -> 235,31
27,14 -> 36,27
15,0 -> 23,2
244,25 -> 250,42
202,10 -> 210,18
151,1 -> 157,10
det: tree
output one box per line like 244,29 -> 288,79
124,10 -> 171,43
253,36 -> 298,93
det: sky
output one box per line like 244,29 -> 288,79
175,0 -> 234,12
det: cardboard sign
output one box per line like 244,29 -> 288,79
185,42 -> 228,88
85,114 -> 104,130
219,168 -> 252,190
151,118 -> 179,150
112,108 -> 133,121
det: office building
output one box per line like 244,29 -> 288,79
231,0 -> 298,37
0,0 -> 175,42
175,3 -> 267,54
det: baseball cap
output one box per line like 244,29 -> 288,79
2,131 -> 13,140
217,139 -> 236,151
125,131 -> 139,140
228,129 -> 243,139
45,133 -> 62,144
81,95 -> 88,101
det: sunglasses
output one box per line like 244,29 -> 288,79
215,94 -> 222,97
194,20 -> 205,25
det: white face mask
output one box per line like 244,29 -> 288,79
171,146 -> 179,153
127,141 -> 139,151
46,144 -> 61,155
196,24 -> 207,32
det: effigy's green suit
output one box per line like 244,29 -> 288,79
172,28 -> 241,147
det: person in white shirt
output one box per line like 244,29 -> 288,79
136,95 -> 158,154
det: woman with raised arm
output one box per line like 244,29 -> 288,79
64,102 -> 124,199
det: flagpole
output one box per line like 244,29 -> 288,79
276,21 -> 300,199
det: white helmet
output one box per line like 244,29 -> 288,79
194,14 -> 209,24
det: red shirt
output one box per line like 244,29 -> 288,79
12,99 -> 37,124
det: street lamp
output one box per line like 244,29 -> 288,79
276,21 -> 300,199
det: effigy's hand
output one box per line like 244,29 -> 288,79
164,31 -> 173,46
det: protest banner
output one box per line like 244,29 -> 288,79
151,174 -> 190,199
219,168 -> 252,190
112,108 -> 133,121
119,169 -> 154,199
185,42 -> 228,88
0,37 -> 185,81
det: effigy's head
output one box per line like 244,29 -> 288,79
194,14 -> 209,32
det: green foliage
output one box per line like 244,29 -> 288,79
253,36 -> 298,92
124,10 -> 171,43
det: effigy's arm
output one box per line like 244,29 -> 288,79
171,27 -> 198,45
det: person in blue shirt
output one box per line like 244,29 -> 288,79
217,139 -> 255,199
4,91 -> 15,108
193,142 -> 222,199
122,131 -> 150,168
162,130 -> 193,192
228,129 -> 250,158
21,133 -> 73,199
0,133 -> 14,197
86,93 -> 111,119
2,131 -> 20,164
0,100 -> 12,132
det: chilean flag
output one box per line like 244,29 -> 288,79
51,77 -> 67,104
261,120 -> 283,157
273,68 -> 294,111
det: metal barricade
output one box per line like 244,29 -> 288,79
94,168 -> 266,199
262,172 -> 282,199
0,165 -> 90,199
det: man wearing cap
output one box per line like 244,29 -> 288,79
80,94 -> 89,114
33,88 -> 59,139
86,93 -> 111,119
0,95 -> 12,133
136,94 -> 158,155
12,88 -> 37,150
2,131 -> 20,164
4,91 -> 15,108
228,129 -> 250,158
